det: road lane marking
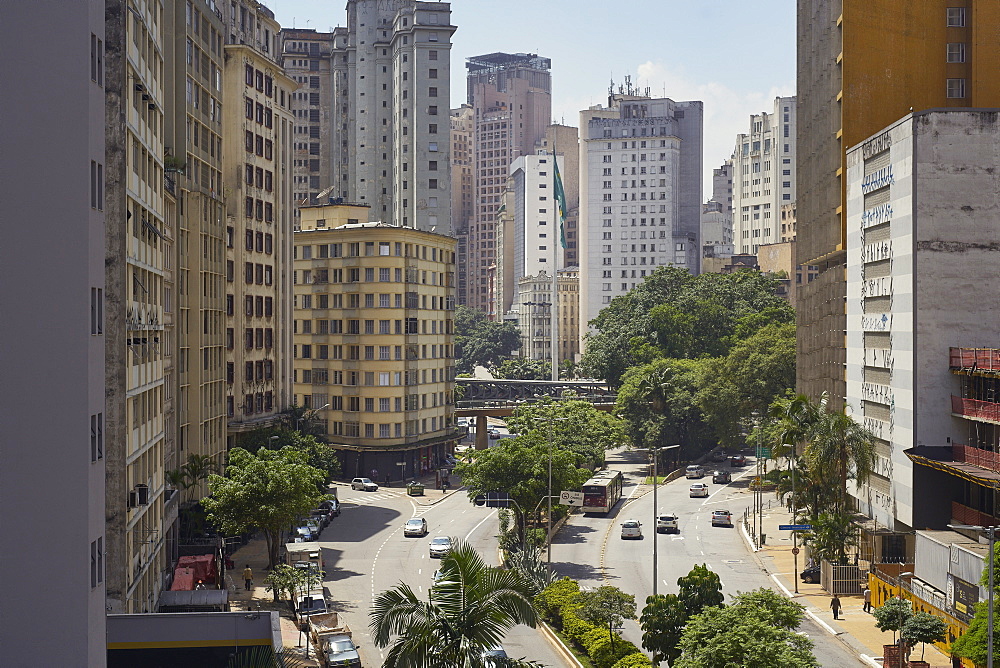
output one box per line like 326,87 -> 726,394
700,467 -> 755,506
465,508 -> 497,541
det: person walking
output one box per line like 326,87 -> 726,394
243,564 -> 253,592
830,594 -> 842,620
863,586 -> 872,613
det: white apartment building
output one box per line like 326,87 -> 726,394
731,96 -> 796,254
578,94 -> 704,342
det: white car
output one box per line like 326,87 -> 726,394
351,477 -> 379,491
711,510 -> 734,527
620,519 -> 643,539
689,483 -> 709,498
656,513 -> 679,534
403,518 -> 428,537
429,536 -> 453,558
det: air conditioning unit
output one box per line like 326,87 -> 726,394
135,484 -> 150,506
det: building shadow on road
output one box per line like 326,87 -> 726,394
552,561 -> 609,582
552,523 -> 599,544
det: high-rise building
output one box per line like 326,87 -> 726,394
450,104 -> 474,305
281,1 -> 455,233
796,0 -> 1000,406
711,160 -> 733,213
536,124 -> 581,267
292,204 -> 460,480
731,96 -> 796,255
577,94 -> 703,346
465,52 -> 552,316
0,0 -> 110,661
221,1 -> 298,442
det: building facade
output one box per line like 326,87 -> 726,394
292,205 -> 460,481
515,269 -> 580,365
465,52 -> 552,315
797,0 -> 1000,407
845,110 -> 1000,532
578,94 -> 703,345
450,104 -> 474,305
731,96 -> 796,255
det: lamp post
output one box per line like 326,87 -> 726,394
950,523 -> 997,668
750,411 -> 762,547
296,403 -> 330,432
649,445 -> 680,599
789,443 -> 799,594
534,393 -> 567,576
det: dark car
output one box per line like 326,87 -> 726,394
711,451 -> 728,463
319,499 -> 341,517
800,564 -> 821,584
712,470 -> 732,484
731,455 -> 747,467
323,634 -> 361,668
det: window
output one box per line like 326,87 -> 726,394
90,537 -> 103,588
90,413 -> 104,461
947,42 -> 966,63
947,78 -> 967,98
946,7 -> 966,26
90,287 -> 103,335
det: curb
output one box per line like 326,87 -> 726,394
537,621 -> 583,668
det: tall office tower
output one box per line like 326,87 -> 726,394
710,160 -> 733,212
466,52 -> 552,317
280,28 -> 337,230
281,1 -> 455,233
796,0 -> 1000,406
731,97 -> 797,255
221,1 -> 297,442
0,1 -> 109,661
578,94 -> 703,346
292,205 -> 459,480
537,124 -> 581,267
450,104 -> 474,305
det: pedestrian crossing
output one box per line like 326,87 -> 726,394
339,491 -> 401,506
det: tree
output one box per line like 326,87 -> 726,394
575,585 -> 636,653
239,427 -> 342,486
674,588 -> 817,668
504,545 -> 557,596
455,438 -> 591,546
901,611 -> 947,662
167,453 -> 221,495
278,404 -> 327,438
455,305 -> 522,374
676,564 -> 724,618
505,395 -> 627,469
951,601 -> 1000,666
203,447 -> 329,569
640,594 -> 688,666
808,406 -> 877,515
804,512 -> 859,566
873,596 -> 913,645
264,563 -> 309,606
494,357 -> 551,381
369,540 -> 539,667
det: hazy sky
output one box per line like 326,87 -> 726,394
262,0 -> 796,192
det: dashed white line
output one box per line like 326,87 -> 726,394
465,508 -> 497,541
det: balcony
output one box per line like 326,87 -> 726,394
950,347 -> 1000,372
952,444 -> 1000,473
952,395 -> 1000,424
952,500 -> 1000,529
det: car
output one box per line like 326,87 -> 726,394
404,518 -> 429,537
711,510 -> 733,527
483,646 -> 509,665
429,536 -> 453,558
656,513 -> 679,534
731,455 -> 747,467
711,451 -> 728,463
432,569 -> 447,585
689,483 -> 709,498
685,465 -> 705,479
351,477 -> 379,491
712,470 -> 732,484
800,564 -> 821,584
319,499 -> 341,517
620,519 -> 643,539
295,525 -> 316,542
487,428 -> 501,439
310,508 -> 331,528
295,589 -> 328,617
305,518 -> 323,536
444,455 -> 458,467
323,634 -> 362,668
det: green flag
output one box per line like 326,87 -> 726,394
553,157 -> 567,249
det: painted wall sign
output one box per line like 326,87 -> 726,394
862,131 -> 893,159
861,202 -> 893,228
861,165 -> 894,194
862,313 -> 892,331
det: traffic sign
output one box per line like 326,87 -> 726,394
778,524 -> 813,531
559,490 -> 584,507
791,547 -> 800,555
757,447 -> 772,458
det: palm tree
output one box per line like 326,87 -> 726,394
807,406 -> 877,515
767,392 -> 821,461
370,540 -> 539,667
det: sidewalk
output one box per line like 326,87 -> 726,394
742,503 -> 953,668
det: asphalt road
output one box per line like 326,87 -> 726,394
552,448 -> 867,667
315,485 -> 566,667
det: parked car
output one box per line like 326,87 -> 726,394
429,536 -> 453,558
351,477 -> 379,491
656,513 -> 679,534
689,483 -> 709,498
322,634 -> 362,668
483,646 -> 509,665
711,510 -> 733,527
444,455 -> 458,467
404,518 -> 429,537
712,470 -> 732,484
620,519 -> 643,539
319,499 -> 341,517
685,465 -> 705,479
731,455 -> 747,467
295,525 -> 316,542
310,508 -> 331,528
295,589 -> 328,618
305,518 -> 323,536
800,564 -> 821,584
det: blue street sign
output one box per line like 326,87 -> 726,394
778,524 -> 813,531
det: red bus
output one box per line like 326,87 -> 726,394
581,470 -> 624,513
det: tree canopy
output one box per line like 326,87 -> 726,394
455,305 -> 522,374
203,447 -> 329,568
493,357 -> 551,381
504,395 -> 626,469
237,427 -> 342,486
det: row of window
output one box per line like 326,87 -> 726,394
298,266 -> 450,288
244,164 -> 275,191
231,391 -> 274,417
228,360 -> 274,384
227,228 -> 274,254
325,418 -> 444,440
244,131 -> 274,160
243,64 -> 275,98
229,327 -> 274,350
235,262 -> 274,285
297,366 -> 452,387
295,241 -> 452,263
295,336 -> 451,360
244,98 -> 275,128
243,196 -> 274,223
226,294 -> 274,318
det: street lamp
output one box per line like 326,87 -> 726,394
296,403 -> 330,432
534,393 -> 567,576
648,445 -> 680,599
750,411 -> 763,548
950,523 -> 997,668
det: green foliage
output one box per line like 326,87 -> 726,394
873,596 -> 913,643
610,653 -> 652,668
951,600 -> 1000,666
591,636 -> 642,668
494,357 -> 551,381
239,427 -> 342,485
674,588 -> 816,668
677,564 -> 724,618
369,540 -> 538,668
902,611 -> 948,661
505,546 -> 557,597
455,305 -> 522,374
505,395 -> 626,469
580,628 -> 613,654
278,404 -> 327,439
167,453 -> 220,493
640,593 -> 689,665
264,563 -> 309,606
563,609 -> 598,644
575,585 -> 636,657
803,512 -> 859,566
535,578 -> 582,627
203,447 -> 328,568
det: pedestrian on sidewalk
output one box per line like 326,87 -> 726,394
863,586 -> 872,613
243,564 -> 253,591
830,594 -> 842,620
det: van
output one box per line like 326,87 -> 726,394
685,465 -> 704,479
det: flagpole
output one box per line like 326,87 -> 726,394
550,144 -> 559,382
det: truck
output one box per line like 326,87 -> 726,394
310,612 -> 360,668
284,541 -> 325,577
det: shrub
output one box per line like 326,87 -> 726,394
592,638 -> 642,668
563,609 -> 599,644
611,652 -> 653,668
536,578 -> 581,627
580,628 -> 613,654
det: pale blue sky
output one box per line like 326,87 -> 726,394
263,0 -> 796,191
